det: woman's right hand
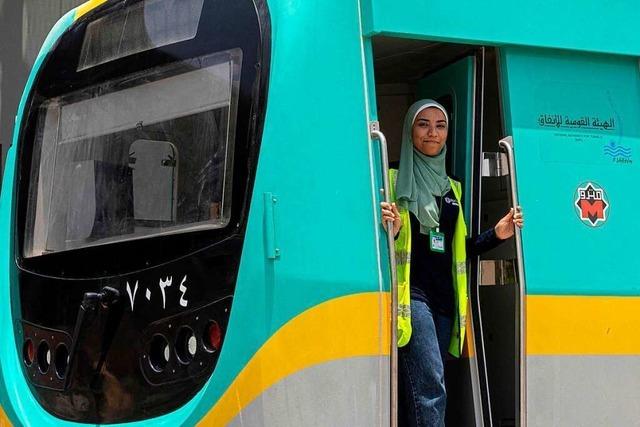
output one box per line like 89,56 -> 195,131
380,202 -> 402,237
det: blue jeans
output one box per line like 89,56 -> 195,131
398,299 -> 452,427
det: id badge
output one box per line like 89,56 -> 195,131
429,228 -> 445,253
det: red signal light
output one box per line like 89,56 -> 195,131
205,321 -> 221,352
23,339 -> 35,366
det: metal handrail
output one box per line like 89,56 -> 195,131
498,136 -> 527,427
370,121 -> 398,427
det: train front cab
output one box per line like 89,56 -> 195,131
364,4 -> 640,425
0,0 -> 276,424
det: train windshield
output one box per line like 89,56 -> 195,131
24,49 -> 242,258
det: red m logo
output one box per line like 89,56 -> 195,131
579,200 -> 605,223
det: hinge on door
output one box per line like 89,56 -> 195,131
369,120 -> 380,135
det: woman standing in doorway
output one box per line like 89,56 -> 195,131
381,99 -> 524,427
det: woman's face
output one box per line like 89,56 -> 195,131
412,107 -> 448,157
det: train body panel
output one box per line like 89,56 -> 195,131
198,293 -> 389,425
0,0 -> 639,425
362,0 -> 640,56
225,356 -> 386,427
526,295 -> 640,426
191,0 -> 389,423
501,46 -> 640,296
500,46 -> 640,424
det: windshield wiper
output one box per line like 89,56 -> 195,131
64,286 -> 122,390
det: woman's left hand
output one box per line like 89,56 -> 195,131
494,206 -> 524,240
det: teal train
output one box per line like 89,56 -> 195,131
0,0 -> 638,425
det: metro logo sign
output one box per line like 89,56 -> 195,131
574,182 -> 609,227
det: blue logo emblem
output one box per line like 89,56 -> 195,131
603,141 -> 632,164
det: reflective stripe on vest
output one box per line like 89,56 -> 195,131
389,169 -> 468,357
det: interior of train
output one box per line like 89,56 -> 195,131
371,37 -> 520,426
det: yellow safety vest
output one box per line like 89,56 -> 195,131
389,169 -> 468,357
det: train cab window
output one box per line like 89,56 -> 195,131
24,49 -> 242,257
78,0 -> 205,71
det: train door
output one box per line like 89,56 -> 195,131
476,50 -> 520,426
499,47 -> 640,426
369,39 -> 522,426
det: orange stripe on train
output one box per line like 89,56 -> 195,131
198,292 -> 390,426
527,295 -> 640,355
0,405 -> 12,427
75,0 -> 108,20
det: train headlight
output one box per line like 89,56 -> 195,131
54,343 -> 69,379
37,341 -> 51,374
148,334 -> 170,372
175,326 -> 197,364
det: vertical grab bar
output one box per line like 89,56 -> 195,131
498,136 -> 527,427
370,121 -> 398,427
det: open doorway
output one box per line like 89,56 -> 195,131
371,38 -> 519,427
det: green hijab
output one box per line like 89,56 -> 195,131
396,99 -> 450,235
